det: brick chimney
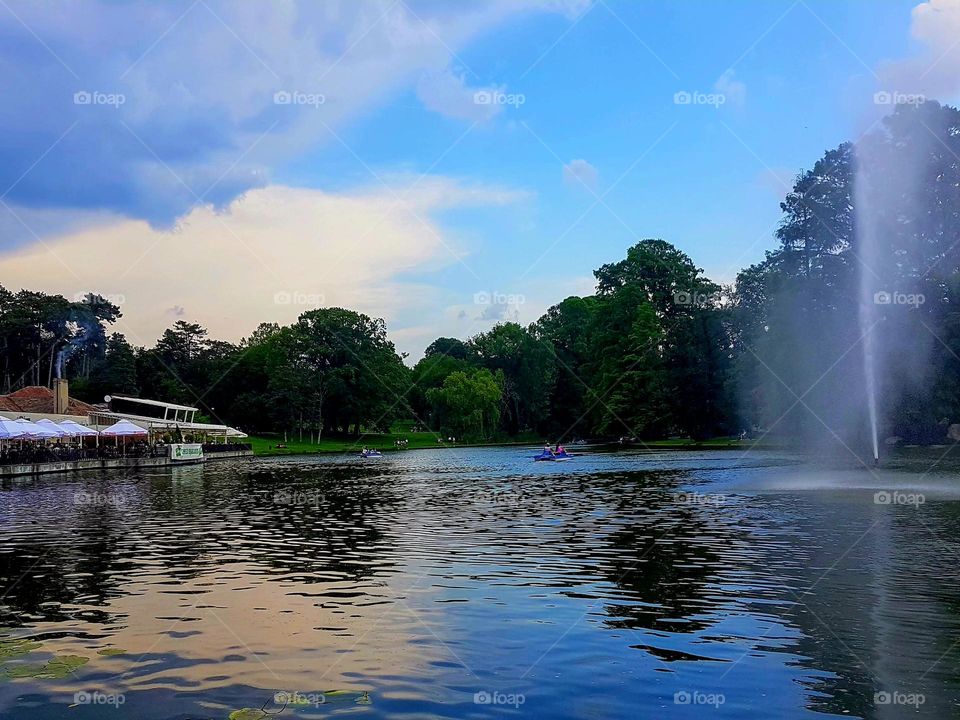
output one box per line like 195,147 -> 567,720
53,378 -> 69,415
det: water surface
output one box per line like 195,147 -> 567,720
0,448 -> 958,718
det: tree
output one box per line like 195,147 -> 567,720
83,333 -> 138,401
424,337 -> 473,361
409,353 -> 474,423
731,101 -> 960,448
426,368 -> 502,439
470,322 -> 557,434
0,287 -> 120,392
532,296 -> 598,436
285,308 -> 409,437
593,239 -> 734,439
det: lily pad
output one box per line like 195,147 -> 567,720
228,710 -> 269,720
324,689 -> 372,704
4,663 -> 46,679
4,654 -> 89,680
0,638 -> 42,660
96,648 -> 126,657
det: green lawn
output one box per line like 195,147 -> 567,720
244,424 -> 542,457
240,429 -> 768,458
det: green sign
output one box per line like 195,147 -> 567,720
170,443 -> 203,461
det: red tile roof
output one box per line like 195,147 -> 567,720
0,386 -> 95,416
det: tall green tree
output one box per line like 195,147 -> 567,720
426,368 -> 502,439
470,322 -> 556,434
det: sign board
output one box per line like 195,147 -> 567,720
169,443 -> 203,462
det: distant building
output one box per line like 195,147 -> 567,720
0,384 -> 94,420
0,382 -> 245,440
90,394 -> 246,441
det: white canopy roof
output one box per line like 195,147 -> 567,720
0,418 -> 26,439
57,419 -> 99,437
35,418 -> 70,437
100,419 -> 148,437
14,417 -> 60,439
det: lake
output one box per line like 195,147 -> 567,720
0,447 -> 958,718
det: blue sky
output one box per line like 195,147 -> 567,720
0,0 -> 954,358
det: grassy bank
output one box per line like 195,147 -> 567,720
245,425 -> 542,457
241,429 -> 774,457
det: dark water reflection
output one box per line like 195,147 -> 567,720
0,448 -> 959,718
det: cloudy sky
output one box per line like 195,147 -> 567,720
1,0 -> 958,358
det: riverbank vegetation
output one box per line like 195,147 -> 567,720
3,102 -> 960,449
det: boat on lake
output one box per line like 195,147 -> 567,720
534,450 -> 573,462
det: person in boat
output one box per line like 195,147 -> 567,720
555,444 -> 566,455
543,443 -> 554,456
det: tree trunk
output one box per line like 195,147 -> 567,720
316,395 -> 324,439
47,345 -> 55,387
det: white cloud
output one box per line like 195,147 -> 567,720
878,0 -> 960,101
0,178 -> 524,356
0,0 -> 582,225
714,69 -> 746,108
416,70 -> 504,122
562,159 -> 599,191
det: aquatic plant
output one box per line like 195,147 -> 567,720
4,654 -> 89,680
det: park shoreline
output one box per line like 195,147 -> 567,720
247,436 -> 764,458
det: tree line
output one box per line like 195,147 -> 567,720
3,101 -> 960,448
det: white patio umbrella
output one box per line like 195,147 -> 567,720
100,419 -> 148,437
100,419 -> 148,458
0,418 -> 26,440
57,420 -> 99,437
35,418 -> 70,438
14,418 -> 59,439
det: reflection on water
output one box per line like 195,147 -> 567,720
0,448 -> 958,718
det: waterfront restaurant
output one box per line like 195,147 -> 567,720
89,394 -> 248,445
0,381 -> 250,477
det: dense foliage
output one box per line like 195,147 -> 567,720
3,101 -> 960,448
